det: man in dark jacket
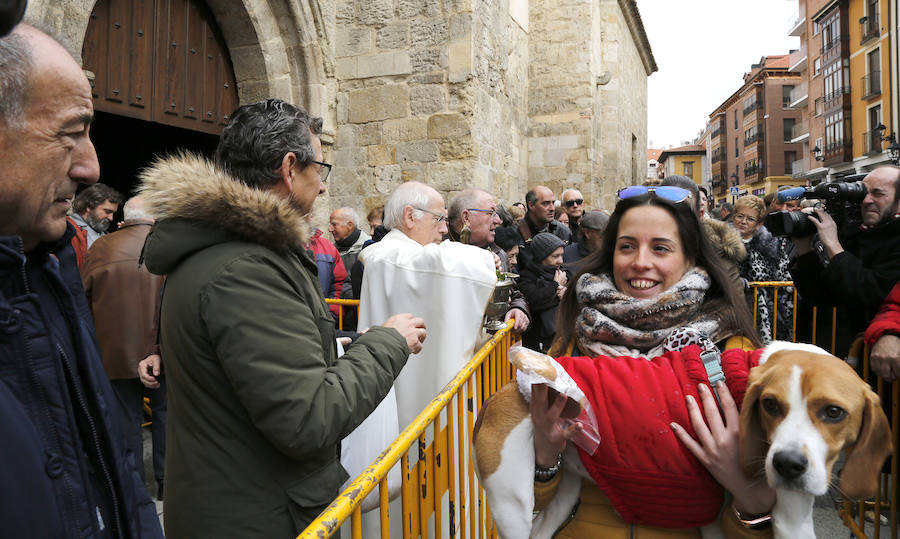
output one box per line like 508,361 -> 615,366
448,187 -> 530,333
791,165 -> 900,358
81,196 -> 167,500
0,24 -> 162,538
139,98 -> 427,536
517,185 -> 572,245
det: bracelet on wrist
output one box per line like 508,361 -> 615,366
534,452 -> 563,482
731,505 -> 772,530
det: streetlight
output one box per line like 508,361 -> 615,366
812,145 -> 825,161
877,124 -> 900,165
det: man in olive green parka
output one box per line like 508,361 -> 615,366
139,99 -> 427,536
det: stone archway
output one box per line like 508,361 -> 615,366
24,0 -> 333,136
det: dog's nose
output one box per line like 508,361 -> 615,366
773,451 -> 808,480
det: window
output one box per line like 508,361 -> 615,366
813,20 -> 819,35
784,151 -> 796,175
813,58 -> 821,76
865,49 -> 881,97
782,85 -> 794,107
824,109 -> 844,152
735,138 -> 739,157
682,161 -> 694,179
783,119 -> 796,142
867,105 -> 882,152
734,111 -> 738,130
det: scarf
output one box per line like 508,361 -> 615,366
574,267 -> 737,358
335,228 -> 361,250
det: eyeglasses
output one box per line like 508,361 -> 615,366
564,198 -> 584,207
467,208 -> 497,218
310,160 -> 332,183
733,212 -> 760,224
413,207 -> 449,224
617,185 -> 691,203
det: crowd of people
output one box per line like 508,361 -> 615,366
3,18 -> 900,539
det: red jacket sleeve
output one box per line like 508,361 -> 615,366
865,281 -> 900,346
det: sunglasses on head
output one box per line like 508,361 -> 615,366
564,198 -> 584,207
616,185 -> 691,203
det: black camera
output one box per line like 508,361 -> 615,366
765,174 -> 867,238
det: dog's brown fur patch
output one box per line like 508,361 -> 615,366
474,382 -> 531,478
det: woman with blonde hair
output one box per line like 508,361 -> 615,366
731,195 -> 793,343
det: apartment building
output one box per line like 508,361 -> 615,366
657,145 -> 706,182
708,56 -> 803,204
789,0 -> 898,183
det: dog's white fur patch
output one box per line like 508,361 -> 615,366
759,341 -> 832,366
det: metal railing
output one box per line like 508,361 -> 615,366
791,120 -> 809,141
306,286 -> 899,538
789,81 -> 808,107
792,158 -> 809,177
864,130 -> 885,155
326,298 -> 359,331
862,72 -> 882,100
299,321 -> 515,539
860,14 -> 880,44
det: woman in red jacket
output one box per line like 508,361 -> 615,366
532,186 -> 769,537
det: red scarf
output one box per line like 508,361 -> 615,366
556,346 -> 764,528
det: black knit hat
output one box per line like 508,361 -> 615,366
530,232 -> 565,263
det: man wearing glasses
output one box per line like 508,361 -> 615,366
358,181 -> 498,429
448,188 -> 531,333
561,188 -> 586,237
137,99 -> 427,535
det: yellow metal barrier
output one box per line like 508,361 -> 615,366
298,322 -> 515,539
308,284 -> 899,538
325,298 -> 360,331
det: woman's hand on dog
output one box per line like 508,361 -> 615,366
531,383 -> 582,468
671,382 -> 775,516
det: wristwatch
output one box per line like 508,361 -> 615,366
732,505 -> 772,529
534,453 -> 563,482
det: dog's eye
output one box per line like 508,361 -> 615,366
761,397 -> 781,415
821,405 -> 847,422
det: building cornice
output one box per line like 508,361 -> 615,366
619,0 -> 658,76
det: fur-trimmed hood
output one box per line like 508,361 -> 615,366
703,218 -> 746,264
138,153 -> 310,274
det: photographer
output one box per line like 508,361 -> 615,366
789,165 -> 900,358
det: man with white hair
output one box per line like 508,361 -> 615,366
359,181 -> 497,427
328,206 -> 371,285
561,188 -> 585,237
81,195 -> 167,500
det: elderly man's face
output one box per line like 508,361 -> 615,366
529,187 -> 556,225
861,168 -> 900,227
464,192 -> 501,247
562,190 -> 585,219
287,132 -> 326,215
328,210 -> 356,242
0,32 -> 100,250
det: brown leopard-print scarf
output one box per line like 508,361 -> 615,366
574,267 -> 738,358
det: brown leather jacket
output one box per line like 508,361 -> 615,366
81,219 -> 164,380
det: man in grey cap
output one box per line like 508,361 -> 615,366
563,210 -> 609,269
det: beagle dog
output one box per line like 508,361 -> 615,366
474,342 -> 893,539
739,342 -> 893,539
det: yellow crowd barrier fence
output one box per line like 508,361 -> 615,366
311,286 -> 899,538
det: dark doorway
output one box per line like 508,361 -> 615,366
90,110 -> 220,198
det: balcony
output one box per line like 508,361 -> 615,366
789,81 -> 808,109
710,148 -> 727,164
861,71 -> 881,100
743,100 -> 761,117
820,34 -> 847,62
823,139 -> 852,165
790,121 -> 809,143
744,132 -> 764,147
788,11 -> 806,37
791,159 -> 809,178
710,122 -> 726,139
860,14 -> 880,45
789,43 -> 807,72
823,86 -> 850,109
863,130 -> 884,155
743,164 -> 761,181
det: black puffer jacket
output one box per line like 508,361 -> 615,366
0,227 -> 162,538
518,250 -> 569,353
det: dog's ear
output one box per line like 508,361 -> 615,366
839,388 -> 893,500
738,368 -> 769,480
